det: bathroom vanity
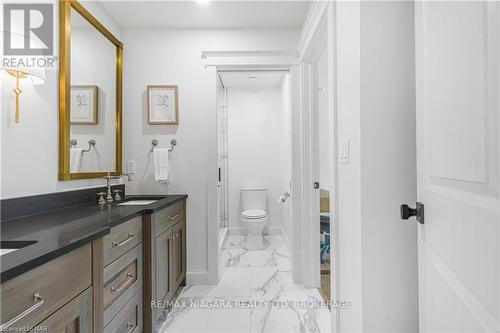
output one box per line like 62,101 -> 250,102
0,187 -> 187,333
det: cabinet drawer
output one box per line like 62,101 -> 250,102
104,289 -> 143,333
35,287 -> 92,333
0,244 -> 91,332
104,244 -> 142,326
154,201 -> 184,236
104,216 -> 142,266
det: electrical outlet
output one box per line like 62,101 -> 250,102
127,160 -> 136,174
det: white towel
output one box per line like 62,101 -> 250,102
70,148 -> 83,172
153,148 -> 170,182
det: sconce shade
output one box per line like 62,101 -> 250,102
1,32 -> 46,84
2,67 -> 45,85
1,31 -> 47,123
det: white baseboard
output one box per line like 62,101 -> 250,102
227,226 -> 283,235
186,270 -> 209,285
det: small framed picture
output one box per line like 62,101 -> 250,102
147,85 -> 179,125
70,85 -> 98,125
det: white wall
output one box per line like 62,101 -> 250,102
121,28 -> 300,282
332,1 -> 418,331
360,2 -> 418,331
1,1 -> 121,199
334,1 -> 364,330
226,84 -> 290,233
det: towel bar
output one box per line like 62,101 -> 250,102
82,139 -> 96,154
150,138 -> 177,152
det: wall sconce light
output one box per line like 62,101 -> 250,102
2,68 -> 45,123
2,31 -> 46,123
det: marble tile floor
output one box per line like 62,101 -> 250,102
158,235 -> 331,333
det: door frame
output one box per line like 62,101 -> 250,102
298,1 -> 339,331
202,50 -> 311,284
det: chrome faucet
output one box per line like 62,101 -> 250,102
103,172 -> 133,204
104,173 -> 118,203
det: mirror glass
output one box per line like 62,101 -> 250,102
69,7 -> 116,173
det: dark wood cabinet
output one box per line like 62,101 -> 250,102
0,245 -> 92,332
155,228 -> 173,307
36,287 -> 92,333
143,198 -> 187,332
171,219 -> 186,289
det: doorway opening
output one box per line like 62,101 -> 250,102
216,70 -> 293,276
314,47 -> 332,303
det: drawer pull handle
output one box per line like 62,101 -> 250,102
112,233 -> 135,247
0,293 -> 45,330
169,213 -> 180,220
110,273 -> 134,293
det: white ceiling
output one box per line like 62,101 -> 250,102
219,71 -> 286,88
97,1 -> 311,29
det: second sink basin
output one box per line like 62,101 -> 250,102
117,200 -> 158,206
0,240 -> 38,256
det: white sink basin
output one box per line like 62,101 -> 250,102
118,200 -> 158,206
0,249 -> 18,256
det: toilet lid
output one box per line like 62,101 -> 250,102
241,209 -> 266,219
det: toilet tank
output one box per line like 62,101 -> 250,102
240,188 -> 267,211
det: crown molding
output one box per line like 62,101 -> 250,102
297,1 -> 328,60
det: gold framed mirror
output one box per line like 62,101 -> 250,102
59,0 -> 122,180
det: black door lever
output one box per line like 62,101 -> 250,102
400,202 -> 424,224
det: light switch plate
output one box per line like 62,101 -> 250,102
127,160 -> 136,174
339,140 -> 350,164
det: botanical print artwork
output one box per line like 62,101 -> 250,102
148,85 -> 179,124
157,94 -> 169,109
72,91 -> 90,118
70,85 -> 98,124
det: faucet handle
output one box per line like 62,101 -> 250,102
113,189 -> 122,201
96,192 -> 107,205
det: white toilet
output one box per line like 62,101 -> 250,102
240,188 -> 268,250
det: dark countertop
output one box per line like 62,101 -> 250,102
0,194 -> 187,283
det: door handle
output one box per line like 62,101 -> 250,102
400,202 -> 424,224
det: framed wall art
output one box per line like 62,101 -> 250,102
147,85 -> 179,125
70,85 -> 98,124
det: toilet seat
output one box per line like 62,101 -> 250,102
241,209 -> 266,219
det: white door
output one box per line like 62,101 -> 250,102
415,2 -> 499,331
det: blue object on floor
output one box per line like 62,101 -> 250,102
320,213 -> 331,264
